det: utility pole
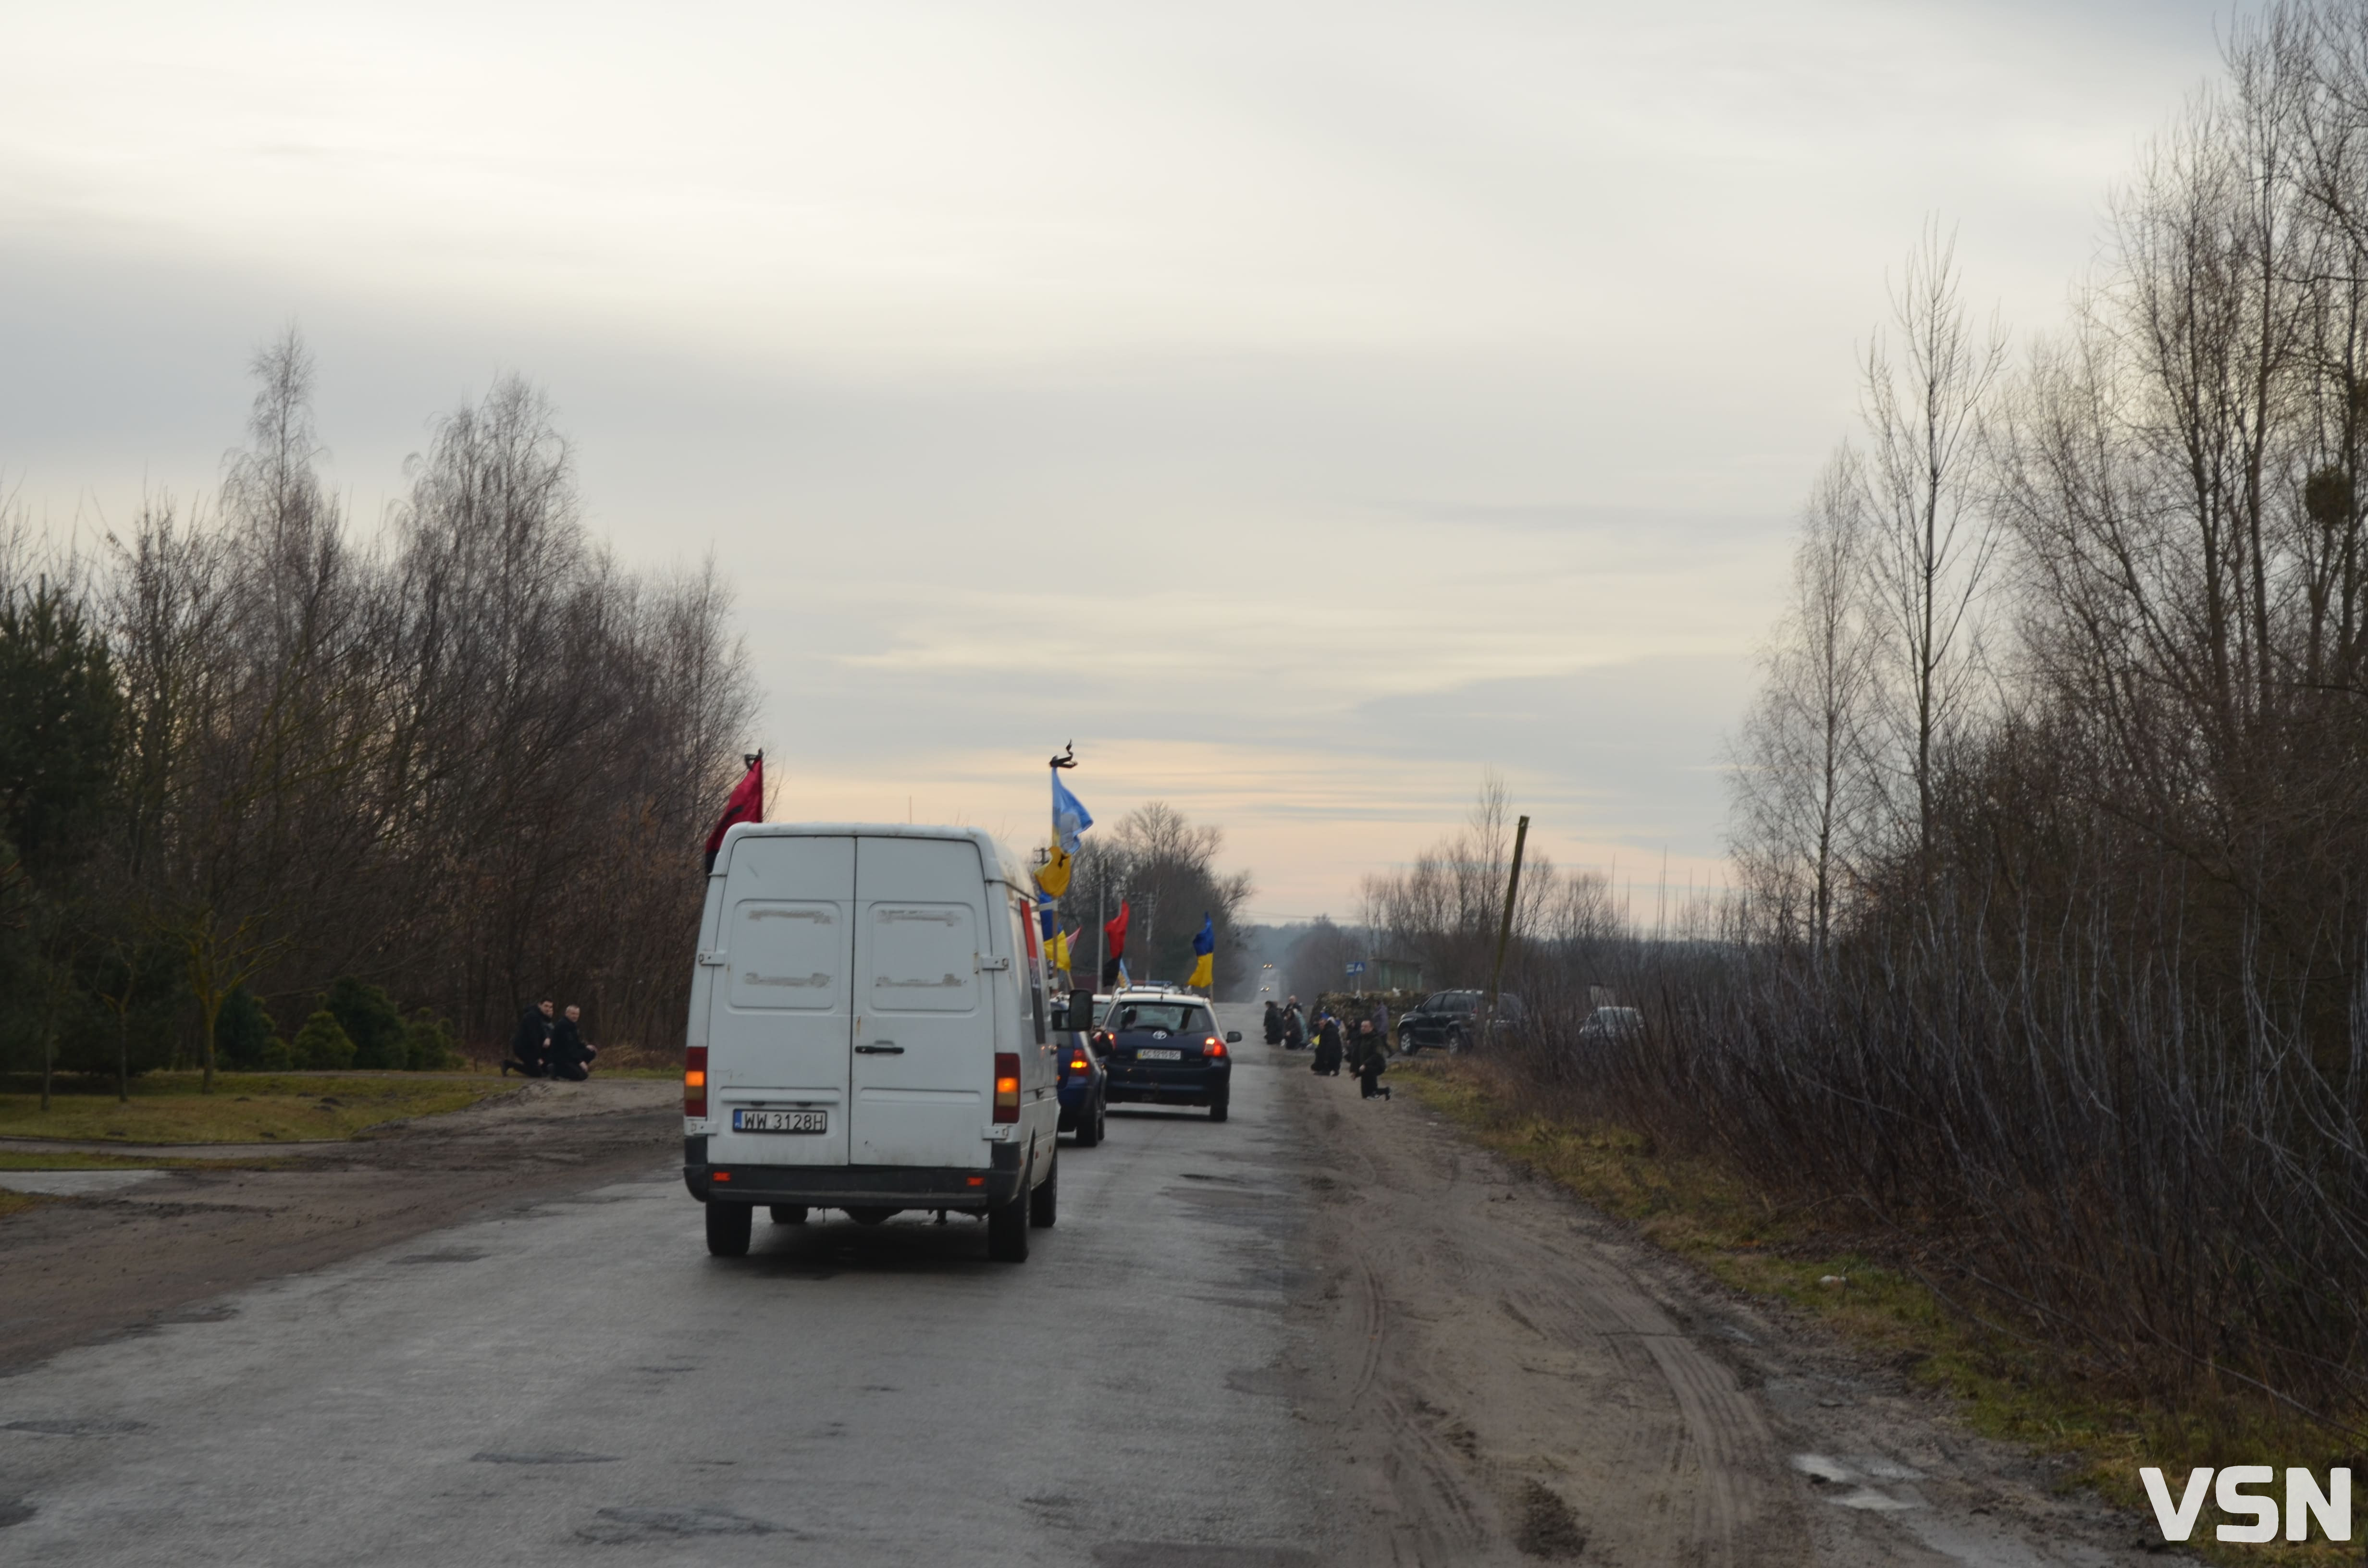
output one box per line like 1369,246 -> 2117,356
1483,815 -> 1530,1037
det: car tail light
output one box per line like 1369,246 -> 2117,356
993,1052 -> 1021,1122
684,1046 -> 708,1117
1068,1055 -> 1090,1074
1205,1037 -> 1227,1059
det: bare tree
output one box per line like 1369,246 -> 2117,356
1729,447 -> 1881,956
1860,221 -> 2008,869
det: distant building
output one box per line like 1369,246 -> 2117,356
1368,957 -> 1424,992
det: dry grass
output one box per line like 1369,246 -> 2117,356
0,1073 -> 514,1144
1397,1057 -> 2358,1565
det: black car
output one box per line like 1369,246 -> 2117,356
1395,989 -> 1523,1054
1097,991 -> 1240,1121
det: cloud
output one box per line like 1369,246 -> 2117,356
0,0 -> 2231,913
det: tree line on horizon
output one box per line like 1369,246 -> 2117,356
0,330 -> 756,1092
1057,801 -> 1254,997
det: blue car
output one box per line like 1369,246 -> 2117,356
1058,1029 -> 1109,1147
1098,990 -> 1240,1122
1056,992 -> 1109,1146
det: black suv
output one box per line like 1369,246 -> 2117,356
1395,989 -> 1523,1054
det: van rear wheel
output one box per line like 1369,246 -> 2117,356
987,1179 -> 1030,1262
769,1205 -> 807,1225
1030,1151 -> 1058,1228
705,1201 -> 752,1257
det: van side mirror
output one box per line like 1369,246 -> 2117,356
1225,1031 -> 1242,1043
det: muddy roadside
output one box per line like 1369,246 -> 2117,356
1272,1046 -> 2182,1567
0,1079 -> 678,1375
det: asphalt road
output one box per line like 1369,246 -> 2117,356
0,1003 -> 1324,1568
0,1001 -> 2177,1568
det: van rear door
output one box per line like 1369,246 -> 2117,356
708,833 -> 854,1166
851,834 -> 991,1168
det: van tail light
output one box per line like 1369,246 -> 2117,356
1205,1037 -> 1227,1059
993,1052 -> 1021,1122
1068,1055 -> 1090,1074
684,1046 -> 708,1118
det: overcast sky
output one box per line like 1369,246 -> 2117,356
1,0 -> 2234,916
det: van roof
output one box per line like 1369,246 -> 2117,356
715,822 -> 1031,889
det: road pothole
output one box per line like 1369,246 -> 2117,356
578,1505 -> 782,1542
471,1450 -> 617,1465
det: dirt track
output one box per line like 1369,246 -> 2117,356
1278,1046 -> 2169,1566
0,1079 -> 678,1375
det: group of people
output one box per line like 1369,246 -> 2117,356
504,999 -> 599,1080
1263,996 -> 1393,1100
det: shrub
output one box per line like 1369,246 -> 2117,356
401,1009 -> 461,1071
217,987 -> 278,1070
323,978 -> 405,1070
289,1010 -> 356,1071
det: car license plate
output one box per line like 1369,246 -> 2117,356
1137,1048 -> 1182,1061
732,1109 -> 826,1133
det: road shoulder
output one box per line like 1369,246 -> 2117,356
1269,1044 -> 2170,1566
0,1080 -> 678,1375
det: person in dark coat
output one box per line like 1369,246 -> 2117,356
1311,1013 -> 1344,1076
1350,1018 -> 1379,1075
1357,1033 -> 1391,1100
1263,1001 -> 1283,1046
549,1004 -> 597,1082
1281,1000 -> 1306,1051
505,1000 -> 555,1077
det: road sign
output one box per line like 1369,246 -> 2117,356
1345,961 -> 1366,976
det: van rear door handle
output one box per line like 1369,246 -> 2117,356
855,1043 -> 903,1054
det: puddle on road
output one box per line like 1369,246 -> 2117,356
0,1170 -> 166,1197
0,1499 -> 33,1527
4,1418 -> 146,1436
393,1250 -> 489,1265
1793,1453 -> 1925,1512
471,1450 -> 618,1465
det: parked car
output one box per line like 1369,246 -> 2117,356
1575,1005 -> 1643,1045
1395,989 -> 1524,1054
682,824 -> 1061,1262
1097,989 -> 1240,1121
1055,989 -> 1109,1146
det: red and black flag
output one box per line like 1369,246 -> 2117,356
703,753 -> 764,872
1100,899 -> 1130,988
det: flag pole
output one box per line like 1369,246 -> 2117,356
1049,742 -> 1075,989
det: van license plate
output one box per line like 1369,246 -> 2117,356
1137,1048 -> 1182,1061
732,1109 -> 827,1133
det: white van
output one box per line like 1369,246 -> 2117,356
681,824 -> 1062,1262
